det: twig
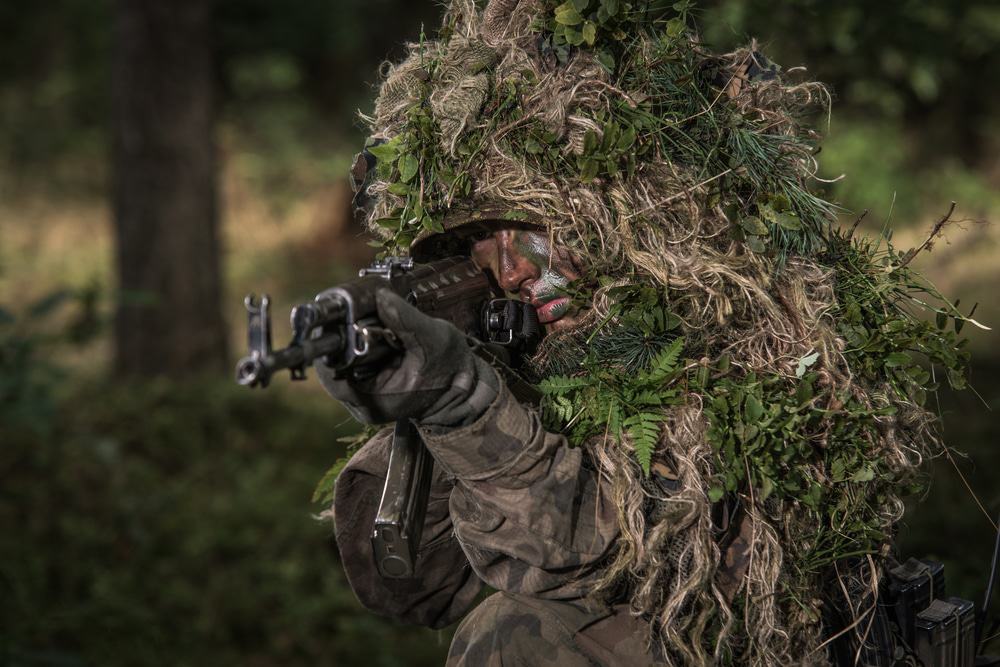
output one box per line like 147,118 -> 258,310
943,445 -> 998,532
896,201 -> 957,269
847,209 -> 869,239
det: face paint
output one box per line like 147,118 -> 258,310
470,227 -> 584,332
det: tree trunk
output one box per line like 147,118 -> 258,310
112,0 -> 227,377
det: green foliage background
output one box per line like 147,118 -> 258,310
0,0 -> 997,664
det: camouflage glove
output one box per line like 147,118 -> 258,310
314,288 -> 499,427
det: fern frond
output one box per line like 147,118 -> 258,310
642,337 -> 685,386
539,374 -> 589,396
624,411 -> 664,475
607,397 -> 624,438
553,395 -> 575,423
631,389 -> 665,407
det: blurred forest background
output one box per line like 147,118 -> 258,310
1,0 -> 997,665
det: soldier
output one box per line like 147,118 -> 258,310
317,0 -> 968,665
319,224 -> 666,665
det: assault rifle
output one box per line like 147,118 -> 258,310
235,256 -> 542,579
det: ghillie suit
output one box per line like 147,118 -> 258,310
351,0 -> 977,664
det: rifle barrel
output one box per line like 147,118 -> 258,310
236,329 -> 345,388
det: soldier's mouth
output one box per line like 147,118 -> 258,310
534,297 -> 570,324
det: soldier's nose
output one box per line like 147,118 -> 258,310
495,230 -> 539,295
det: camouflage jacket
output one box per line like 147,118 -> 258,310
332,378 -> 621,629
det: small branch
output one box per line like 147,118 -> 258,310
944,446 -> 998,532
848,209 -> 869,239
897,201 -> 957,269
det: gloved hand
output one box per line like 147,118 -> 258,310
314,288 -> 499,427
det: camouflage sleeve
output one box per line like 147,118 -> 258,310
417,369 -> 619,600
332,428 -> 484,629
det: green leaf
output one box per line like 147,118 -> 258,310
774,212 -> 802,231
708,486 -> 725,503
525,138 -> 544,154
398,153 -> 419,183
502,209 -> 529,222
617,125 -> 636,150
947,368 -> 967,390
600,122 -> 620,151
739,216 -> 769,236
424,216 -> 445,234
564,27 -> 585,46
716,354 -> 731,374
580,158 -> 600,182
581,21 -> 597,45
595,49 -> 616,73
796,377 -> 814,405
375,217 -> 401,230
554,2 -> 584,25
745,235 -> 767,253
312,459 -> 348,504
367,137 -> 402,164
831,457 -> 848,482
884,352 -> 912,368
850,466 -> 875,483
387,181 -> 410,196
802,483 -> 823,510
696,364 -> 710,388
759,476 -> 775,500
665,17 -> 685,37
608,400 -> 623,437
795,351 -> 819,378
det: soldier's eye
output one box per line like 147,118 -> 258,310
468,229 -> 493,243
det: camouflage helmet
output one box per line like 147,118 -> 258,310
352,0 -> 833,277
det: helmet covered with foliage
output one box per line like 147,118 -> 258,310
354,0 -> 976,664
